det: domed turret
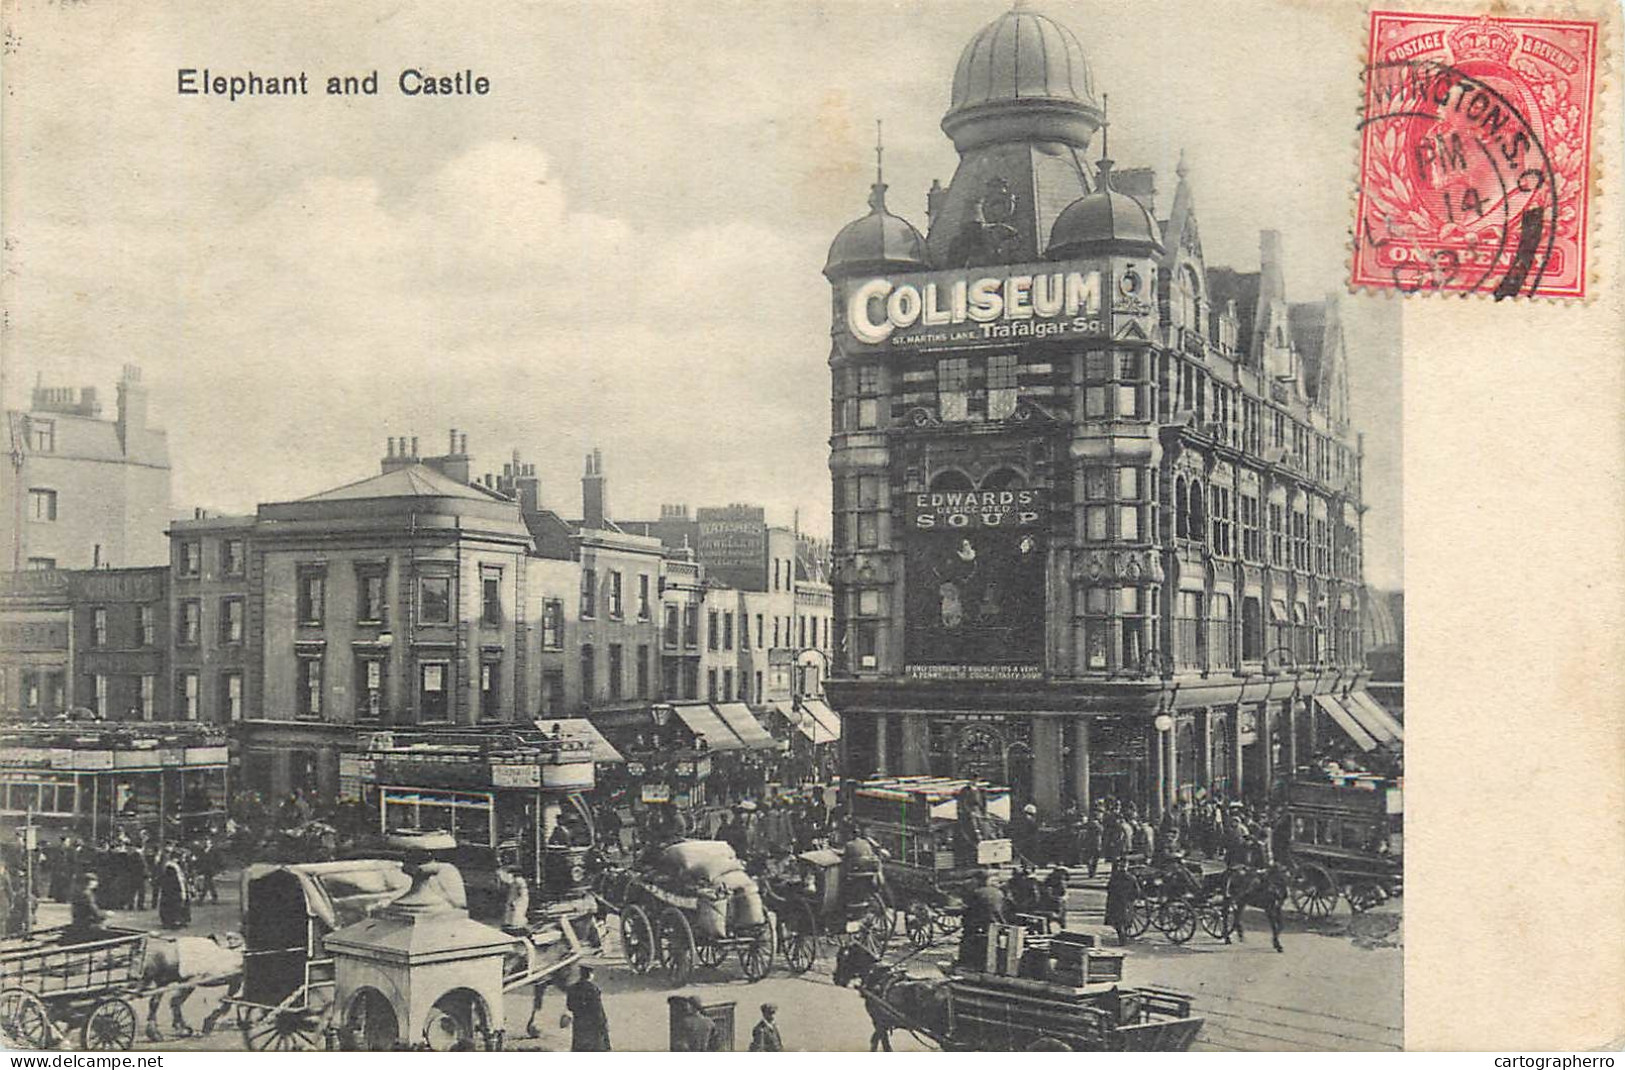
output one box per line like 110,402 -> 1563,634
1048,163 -> 1164,258
942,2 -> 1103,153
824,181 -> 927,280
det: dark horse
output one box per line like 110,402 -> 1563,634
832,943 -> 951,1052
1222,865 -> 1290,952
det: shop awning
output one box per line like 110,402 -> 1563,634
537,719 -> 624,763
770,701 -> 817,741
671,703 -> 745,752
1344,690 -> 1404,747
801,699 -> 842,742
712,703 -> 778,750
1313,693 -> 1378,752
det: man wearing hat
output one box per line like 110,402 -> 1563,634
749,1003 -> 783,1051
562,965 -> 610,1051
1013,802 -> 1041,866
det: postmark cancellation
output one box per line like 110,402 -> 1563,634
1352,11 -> 1600,299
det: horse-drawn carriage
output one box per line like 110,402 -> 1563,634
1118,859 -> 1235,945
594,840 -> 773,987
0,927 -> 147,1050
224,859 -> 416,1050
834,921 -> 1204,1052
1282,777 -> 1403,918
760,847 -> 893,973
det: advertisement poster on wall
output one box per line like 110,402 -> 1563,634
904,486 -> 1047,678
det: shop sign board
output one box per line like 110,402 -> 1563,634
78,750 -> 115,771
338,755 -> 374,780
160,747 -> 186,767
839,257 -> 1111,351
491,762 -> 541,789
904,487 -> 1047,680
114,750 -> 161,770
642,783 -> 671,804
184,746 -> 230,766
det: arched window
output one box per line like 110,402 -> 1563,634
1188,480 -> 1207,541
979,467 -> 1023,491
1179,265 -> 1202,332
929,469 -> 975,492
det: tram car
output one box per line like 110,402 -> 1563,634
850,776 -> 1016,946
1282,776 -> 1403,916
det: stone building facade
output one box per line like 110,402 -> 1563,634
823,4 -> 1387,819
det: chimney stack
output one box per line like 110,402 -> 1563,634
582,448 -> 609,530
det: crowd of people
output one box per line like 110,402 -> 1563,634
0,828 -> 224,937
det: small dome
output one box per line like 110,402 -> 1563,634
1048,182 -> 1164,257
943,4 -> 1103,152
823,184 -> 927,280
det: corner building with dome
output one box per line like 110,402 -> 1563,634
823,3 -> 1389,821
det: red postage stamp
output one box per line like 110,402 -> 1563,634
1352,11 -> 1600,299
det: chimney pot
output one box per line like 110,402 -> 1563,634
460,433 -> 468,455
411,436 -> 419,457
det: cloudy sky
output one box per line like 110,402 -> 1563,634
2,0 -> 1400,587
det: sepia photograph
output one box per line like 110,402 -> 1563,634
0,0 -> 1618,1055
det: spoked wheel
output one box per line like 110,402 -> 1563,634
620,903 -> 656,974
856,893 -> 893,958
1125,897 -> 1155,938
1158,899 -> 1198,945
697,940 -> 728,969
1346,880 -> 1385,914
783,902 -> 819,974
658,907 -> 696,987
238,987 -> 334,1051
738,924 -> 775,982
935,908 -> 962,937
1289,863 -> 1339,918
0,988 -> 54,1049
1199,903 -> 1233,940
81,997 -> 137,1051
905,901 -> 936,949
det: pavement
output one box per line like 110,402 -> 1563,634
32,863 -> 1400,1053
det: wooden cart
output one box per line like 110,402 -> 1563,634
0,926 -> 146,1050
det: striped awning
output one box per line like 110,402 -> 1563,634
712,703 -> 777,750
1344,690 -> 1404,747
1313,694 -> 1378,752
536,719 -> 624,763
671,703 -> 745,752
800,699 -> 842,742
770,702 -> 817,741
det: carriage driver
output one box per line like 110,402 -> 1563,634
841,825 -> 888,901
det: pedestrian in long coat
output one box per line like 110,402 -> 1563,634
670,997 -> 719,1051
156,850 -> 191,929
563,965 -> 610,1051
1105,864 -> 1137,944
1079,815 -> 1102,879
750,1003 -> 783,1051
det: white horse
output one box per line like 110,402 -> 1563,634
140,933 -> 243,1041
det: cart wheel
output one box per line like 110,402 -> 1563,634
738,924 -> 775,982
1126,897 -> 1155,938
784,902 -> 819,974
1158,900 -> 1197,944
1346,880 -> 1384,914
620,903 -> 656,974
697,939 -> 728,969
856,893 -> 893,958
81,997 -> 137,1051
0,988 -> 53,1050
239,987 -> 333,1051
905,902 -> 935,949
1198,903 -> 1233,940
657,907 -> 696,987
935,908 -> 962,937
1289,863 -> 1339,918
